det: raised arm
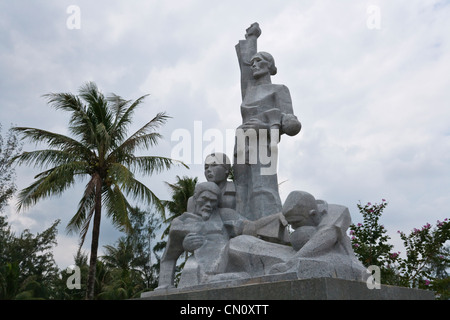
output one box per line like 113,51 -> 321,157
235,22 -> 261,100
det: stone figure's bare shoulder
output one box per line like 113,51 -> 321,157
273,84 -> 290,94
172,212 -> 202,227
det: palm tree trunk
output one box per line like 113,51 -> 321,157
86,177 -> 103,300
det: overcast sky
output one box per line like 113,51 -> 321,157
1,0 -> 450,269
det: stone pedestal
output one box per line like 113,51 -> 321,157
140,276 -> 435,300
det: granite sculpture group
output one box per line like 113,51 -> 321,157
156,23 -> 367,290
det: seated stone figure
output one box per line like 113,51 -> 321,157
157,181 -> 289,289
269,191 -> 367,281
156,182 -> 229,289
178,182 -> 244,287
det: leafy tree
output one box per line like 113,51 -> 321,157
12,82 -> 186,299
349,200 -> 399,284
97,206 -> 162,299
0,123 -> 22,212
1,126 -> 60,299
125,206 -> 161,290
54,249 -> 89,300
0,217 -> 60,299
428,245 -> 450,299
98,238 -> 146,299
396,219 -> 450,293
350,200 -> 450,298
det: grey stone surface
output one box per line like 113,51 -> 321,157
233,22 -> 301,220
156,181 -> 289,290
141,277 -> 435,300
157,182 -> 230,289
154,23 -> 383,295
187,153 -> 236,212
269,191 -> 368,282
227,235 -> 295,277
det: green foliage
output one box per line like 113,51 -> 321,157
94,206 -> 162,299
97,240 -> 146,300
161,175 -> 198,235
1,125 -> 61,299
350,200 -> 450,299
0,124 -> 22,213
350,200 -> 392,266
349,200 -> 399,284
12,82 -> 185,299
0,216 -> 60,299
53,249 -> 89,300
396,219 -> 450,293
125,206 -> 161,290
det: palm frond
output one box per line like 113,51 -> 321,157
16,162 -> 85,212
104,184 -> 132,233
66,174 -> 98,236
41,92 -> 95,144
79,82 -> 111,126
107,93 -> 130,120
107,162 -> 134,184
12,127 -> 93,156
109,94 -> 150,143
124,155 -> 187,176
163,175 -> 197,218
113,112 -> 170,155
122,177 -> 165,216
12,149 -> 85,171
42,91 -> 83,112
13,81 -> 182,300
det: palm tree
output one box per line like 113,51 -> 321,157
102,238 -> 136,272
161,175 -> 198,238
12,82 -> 186,299
99,238 -> 145,299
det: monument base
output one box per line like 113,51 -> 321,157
140,275 -> 435,300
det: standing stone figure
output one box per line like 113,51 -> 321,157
234,22 -> 301,220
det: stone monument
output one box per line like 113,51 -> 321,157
234,22 -> 301,221
142,23 -> 434,300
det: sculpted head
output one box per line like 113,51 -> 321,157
282,191 -> 326,228
193,182 -> 221,220
250,51 -> 277,79
204,153 -> 231,185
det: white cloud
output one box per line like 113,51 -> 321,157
2,0 -> 450,267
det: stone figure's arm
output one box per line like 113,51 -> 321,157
221,208 -> 246,237
223,220 -> 245,238
224,212 -> 289,244
183,233 -> 205,252
245,212 -> 288,235
157,217 -> 189,289
295,225 -> 340,258
277,85 -> 301,136
236,23 -> 260,100
168,213 -> 203,251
